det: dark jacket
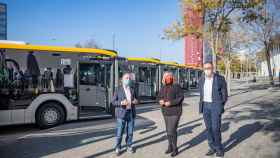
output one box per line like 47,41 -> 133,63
158,84 -> 184,116
198,73 -> 228,114
112,86 -> 137,119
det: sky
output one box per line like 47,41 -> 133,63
2,0 -> 185,64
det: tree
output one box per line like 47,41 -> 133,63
220,28 -> 254,95
164,0 -> 263,94
241,0 -> 280,85
164,0 -> 263,71
75,38 -> 100,48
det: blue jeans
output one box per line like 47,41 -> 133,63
203,102 -> 223,152
115,110 -> 135,149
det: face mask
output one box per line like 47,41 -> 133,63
165,76 -> 173,85
204,70 -> 213,77
123,79 -> 130,86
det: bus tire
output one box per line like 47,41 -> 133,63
36,102 -> 66,129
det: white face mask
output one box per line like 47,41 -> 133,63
203,64 -> 213,77
204,70 -> 212,77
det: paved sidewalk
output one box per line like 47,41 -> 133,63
80,85 -> 280,158
0,83 -> 279,158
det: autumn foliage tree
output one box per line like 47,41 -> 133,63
164,0 -> 263,70
164,0 -> 264,93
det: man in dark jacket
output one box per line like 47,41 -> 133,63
112,73 -> 138,156
198,61 -> 228,158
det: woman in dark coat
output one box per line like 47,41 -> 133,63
158,72 -> 184,157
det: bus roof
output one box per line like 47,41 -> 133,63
160,61 -> 179,67
184,63 -> 203,70
127,57 -> 161,64
0,43 -> 117,57
178,64 -> 189,68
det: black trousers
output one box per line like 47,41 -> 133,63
163,115 -> 180,150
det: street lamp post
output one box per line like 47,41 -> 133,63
112,34 -> 116,50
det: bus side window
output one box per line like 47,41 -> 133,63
79,64 -> 97,86
139,67 -> 148,82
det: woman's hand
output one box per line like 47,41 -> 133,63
159,100 -> 165,106
132,99 -> 138,105
164,101 -> 171,107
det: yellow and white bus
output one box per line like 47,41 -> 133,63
178,64 -> 190,90
0,42 -> 117,128
125,57 -> 160,103
188,65 -> 203,88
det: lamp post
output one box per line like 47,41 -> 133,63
112,33 -> 116,51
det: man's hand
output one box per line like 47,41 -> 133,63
159,100 -> 165,106
121,99 -> 128,106
165,101 -> 171,107
132,99 -> 138,105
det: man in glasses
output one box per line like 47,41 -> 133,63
198,61 -> 228,158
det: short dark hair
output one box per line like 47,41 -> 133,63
203,61 -> 213,65
121,72 -> 131,80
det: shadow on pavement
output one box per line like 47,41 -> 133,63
178,121 -> 230,154
0,115 -> 155,158
223,122 -> 263,152
178,89 -> 279,155
225,98 -> 280,143
222,95 -> 280,155
85,121 -> 203,158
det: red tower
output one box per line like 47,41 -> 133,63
184,7 -> 203,68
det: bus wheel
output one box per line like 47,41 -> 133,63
36,102 -> 65,129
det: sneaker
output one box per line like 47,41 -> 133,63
206,149 -> 216,156
216,151 -> 224,158
115,148 -> 121,156
127,146 -> 135,154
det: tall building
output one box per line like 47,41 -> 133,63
184,7 -> 203,67
0,3 -> 7,40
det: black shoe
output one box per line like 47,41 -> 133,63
205,149 -> 216,156
170,135 -> 178,157
165,147 -> 172,154
171,149 -> 178,157
216,151 -> 224,158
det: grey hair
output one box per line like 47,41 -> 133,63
203,61 -> 213,65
